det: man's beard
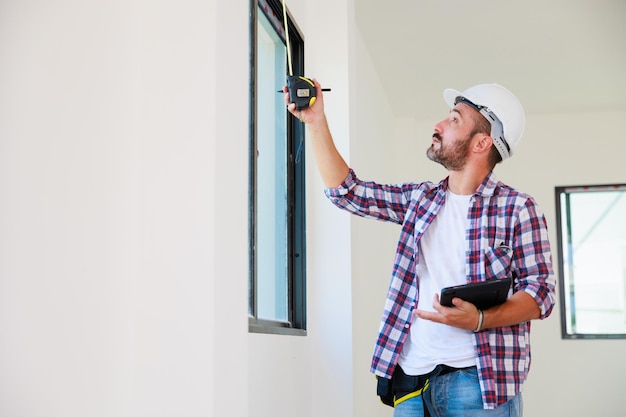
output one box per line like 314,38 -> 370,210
426,133 -> 472,171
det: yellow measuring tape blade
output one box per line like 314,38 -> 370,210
281,0 -> 293,76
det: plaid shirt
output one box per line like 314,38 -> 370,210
325,169 -> 556,409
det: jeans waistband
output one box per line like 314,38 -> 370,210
431,364 -> 475,377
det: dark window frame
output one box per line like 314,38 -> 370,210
555,183 -> 626,339
248,0 -> 307,335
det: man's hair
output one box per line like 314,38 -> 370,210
469,110 -> 503,168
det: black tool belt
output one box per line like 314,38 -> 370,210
377,364 -> 475,409
377,365 -> 429,408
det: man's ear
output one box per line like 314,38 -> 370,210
473,133 -> 493,155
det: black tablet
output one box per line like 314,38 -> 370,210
440,278 -> 512,310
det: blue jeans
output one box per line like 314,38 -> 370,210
393,366 -> 522,417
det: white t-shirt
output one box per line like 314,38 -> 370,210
397,190 -> 477,375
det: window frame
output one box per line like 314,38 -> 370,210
248,0 -> 307,336
555,183 -> 626,339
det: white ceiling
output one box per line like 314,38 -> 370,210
354,0 -> 626,120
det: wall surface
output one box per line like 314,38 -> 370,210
0,0 -> 249,416
1,1 -> 625,417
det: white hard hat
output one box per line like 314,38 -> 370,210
443,83 -> 525,160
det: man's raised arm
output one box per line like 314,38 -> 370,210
284,79 -> 349,188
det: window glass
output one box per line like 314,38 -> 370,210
256,11 -> 289,321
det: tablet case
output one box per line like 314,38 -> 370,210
440,278 -> 512,310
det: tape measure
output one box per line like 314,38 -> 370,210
282,0 -> 319,110
287,75 -> 317,110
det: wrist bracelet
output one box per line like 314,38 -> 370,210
474,310 -> 484,333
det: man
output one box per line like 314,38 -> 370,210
285,81 -> 556,416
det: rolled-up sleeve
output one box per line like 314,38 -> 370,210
324,170 -> 355,199
323,169 -> 417,225
514,198 -> 556,319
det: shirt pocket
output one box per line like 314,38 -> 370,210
484,246 -> 513,280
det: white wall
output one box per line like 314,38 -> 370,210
1,1 -> 625,417
0,0 -> 248,416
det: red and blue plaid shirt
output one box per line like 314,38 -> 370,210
325,169 -> 556,409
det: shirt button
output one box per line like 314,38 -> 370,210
404,323 -> 410,329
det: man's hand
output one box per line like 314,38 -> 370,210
415,290 -> 542,332
415,294 -> 481,332
283,79 -> 326,126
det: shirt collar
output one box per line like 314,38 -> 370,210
475,171 -> 499,197
437,171 -> 499,198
